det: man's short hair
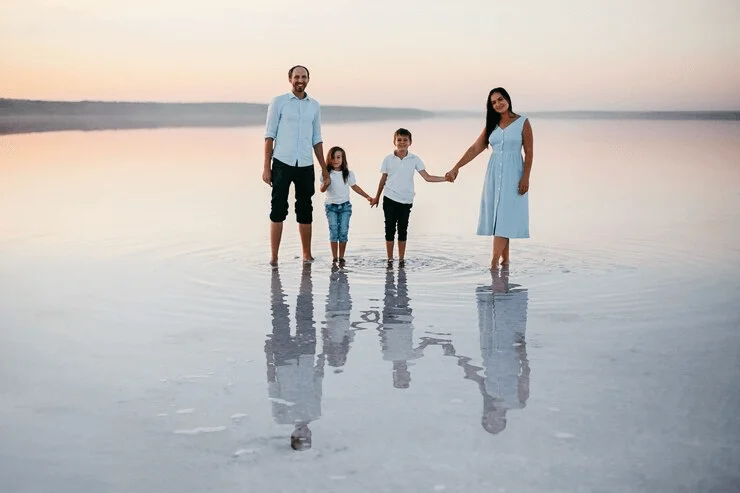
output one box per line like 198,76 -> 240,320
288,65 -> 310,78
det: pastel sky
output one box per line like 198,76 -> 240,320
2,0 -> 739,111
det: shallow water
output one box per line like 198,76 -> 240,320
1,118 -> 739,492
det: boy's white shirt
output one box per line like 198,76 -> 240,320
380,152 -> 425,204
320,169 -> 356,204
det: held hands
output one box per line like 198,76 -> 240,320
370,197 -> 379,208
366,196 -> 374,206
445,168 -> 459,182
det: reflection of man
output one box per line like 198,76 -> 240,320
323,265 -> 354,369
262,65 -> 330,266
475,268 -> 530,434
264,264 -> 324,451
379,268 -> 423,389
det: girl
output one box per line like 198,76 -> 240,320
320,146 -> 373,263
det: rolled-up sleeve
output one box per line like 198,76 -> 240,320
312,103 -> 323,146
264,97 -> 280,139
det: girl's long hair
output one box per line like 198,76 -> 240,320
326,146 -> 349,183
485,87 -> 514,140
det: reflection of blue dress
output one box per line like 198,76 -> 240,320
477,116 -> 529,238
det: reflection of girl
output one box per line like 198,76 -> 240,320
323,266 -> 355,368
446,88 -> 534,269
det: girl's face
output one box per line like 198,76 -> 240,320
330,150 -> 344,169
490,92 -> 510,114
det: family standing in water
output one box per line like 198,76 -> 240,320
263,65 -> 534,270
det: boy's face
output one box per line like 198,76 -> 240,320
394,134 -> 411,151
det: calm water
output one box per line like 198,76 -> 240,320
1,118 -> 739,493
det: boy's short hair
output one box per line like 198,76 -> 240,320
394,128 -> 412,141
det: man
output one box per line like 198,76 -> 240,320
263,65 -> 330,266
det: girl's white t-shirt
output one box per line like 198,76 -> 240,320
320,170 -> 356,204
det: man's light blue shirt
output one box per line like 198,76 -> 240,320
264,92 -> 323,167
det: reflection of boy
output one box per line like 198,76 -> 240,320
265,265 -> 324,451
379,269 -> 423,388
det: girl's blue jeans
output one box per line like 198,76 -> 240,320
325,201 -> 352,243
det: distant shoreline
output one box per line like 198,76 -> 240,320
1,99 -> 738,135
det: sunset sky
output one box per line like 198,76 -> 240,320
2,0 -> 739,111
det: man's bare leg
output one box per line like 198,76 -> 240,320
385,241 -> 394,261
299,223 -> 313,262
270,221 -> 283,266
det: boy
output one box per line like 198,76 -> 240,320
371,128 -> 447,265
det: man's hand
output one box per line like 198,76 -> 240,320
445,169 -> 458,182
262,168 -> 272,187
370,197 -> 379,208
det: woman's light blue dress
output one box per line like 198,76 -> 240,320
477,116 -> 529,238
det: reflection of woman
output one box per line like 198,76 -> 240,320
322,265 -> 354,369
474,268 -> 530,434
446,88 -> 534,269
264,264 -> 324,451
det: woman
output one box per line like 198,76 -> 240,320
446,87 -> 533,269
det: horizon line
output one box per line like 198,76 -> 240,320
2,98 -> 739,115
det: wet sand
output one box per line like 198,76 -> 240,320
1,119 -> 739,492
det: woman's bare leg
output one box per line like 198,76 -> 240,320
338,242 -> 347,260
501,239 -> 510,266
491,236 -> 508,269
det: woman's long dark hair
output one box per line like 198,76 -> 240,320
485,87 -> 514,140
326,146 -> 349,183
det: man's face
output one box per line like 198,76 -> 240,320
289,67 -> 309,94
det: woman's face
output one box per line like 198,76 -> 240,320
330,150 -> 343,168
490,92 -> 509,114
